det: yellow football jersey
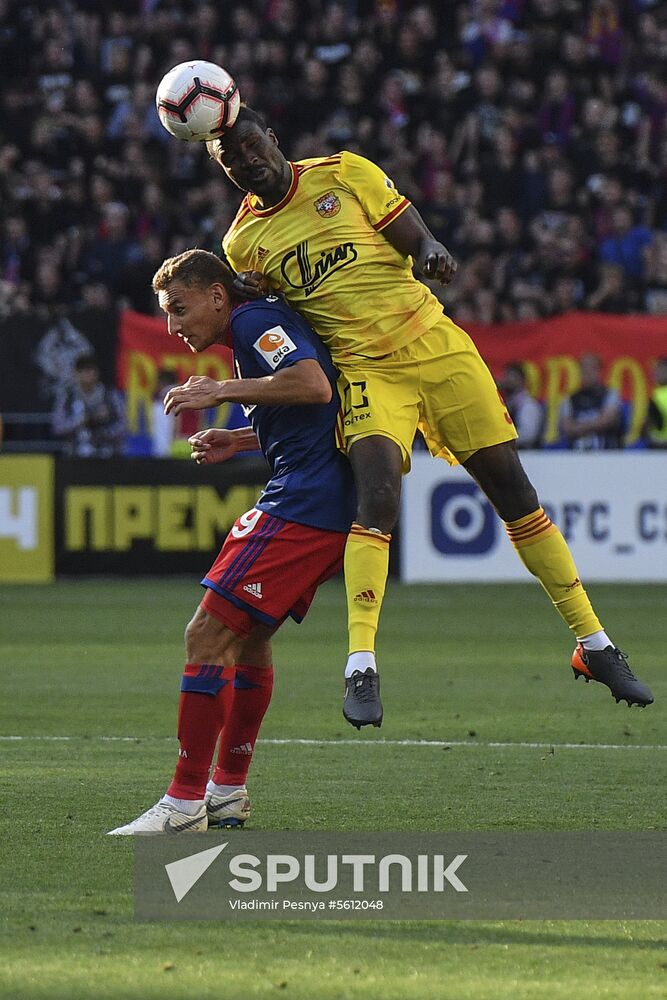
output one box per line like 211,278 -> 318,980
223,151 -> 444,361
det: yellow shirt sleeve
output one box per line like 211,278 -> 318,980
338,151 -> 411,231
222,198 -> 253,271
222,233 -> 242,272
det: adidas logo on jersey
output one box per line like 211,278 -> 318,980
354,590 -> 377,604
230,742 -> 253,755
243,582 -> 263,599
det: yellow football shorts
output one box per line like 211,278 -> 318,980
336,313 -> 517,472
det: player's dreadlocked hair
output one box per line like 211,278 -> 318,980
151,249 -> 235,295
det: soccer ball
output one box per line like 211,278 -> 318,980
156,61 -> 241,142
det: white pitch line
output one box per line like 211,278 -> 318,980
0,735 -> 665,750
262,738 -> 667,751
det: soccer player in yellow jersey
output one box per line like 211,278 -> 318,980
194,105 -> 653,721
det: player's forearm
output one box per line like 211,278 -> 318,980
217,363 -> 332,407
382,204 -> 435,260
219,376 -> 330,406
382,205 -> 457,283
163,362 -> 331,415
230,427 -> 261,452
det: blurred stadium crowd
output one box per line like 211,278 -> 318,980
0,0 -> 666,324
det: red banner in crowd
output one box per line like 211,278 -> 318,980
467,312 -> 667,443
117,309 -> 666,445
117,310 -> 235,436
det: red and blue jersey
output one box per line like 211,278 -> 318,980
230,296 -> 355,534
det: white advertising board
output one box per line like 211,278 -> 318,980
401,452 -> 667,583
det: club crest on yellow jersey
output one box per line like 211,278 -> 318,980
313,191 -> 341,218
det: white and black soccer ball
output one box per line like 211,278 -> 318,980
156,61 -> 241,142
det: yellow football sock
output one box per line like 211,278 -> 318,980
344,523 -> 391,654
505,508 -> 602,638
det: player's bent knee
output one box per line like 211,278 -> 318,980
349,435 -> 403,531
357,478 -> 401,531
227,622 -> 275,668
184,605 -> 236,663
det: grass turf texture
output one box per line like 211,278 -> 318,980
0,579 -> 665,1000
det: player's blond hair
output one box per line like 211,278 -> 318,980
152,249 -> 235,294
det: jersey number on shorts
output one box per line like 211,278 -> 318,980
347,380 -> 369,410
231,508 -> 263,538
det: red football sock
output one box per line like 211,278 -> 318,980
167,663 -> 233,800
212,663 -> 274,786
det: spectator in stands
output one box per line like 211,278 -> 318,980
52,354 -> 125,457
0,0 -> 664,321
586,262 -> 635,312
85,202 -> 138,293
538,69 -> 577,150
550,275 -> 582,314
599,206 -> 653,282
642,232 -> 667,314
500,362 -> 544,449
0,215 -> 32,288
643,357 -> 667,449
151,369 -> 179,458
559,353 -> 623,450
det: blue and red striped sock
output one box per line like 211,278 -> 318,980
212,663 -> 274,786
166,662 -> 233,800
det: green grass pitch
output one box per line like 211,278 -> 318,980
0,579 -> 665,999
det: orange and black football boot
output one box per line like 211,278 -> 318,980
572,645 -> 654,707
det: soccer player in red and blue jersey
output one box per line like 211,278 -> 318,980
108,248 -> 358,834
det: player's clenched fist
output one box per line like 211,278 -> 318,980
163,375 -> 225,415
233,269 -> 272,300
421,240 -> 457,285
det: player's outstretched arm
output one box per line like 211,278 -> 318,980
164,360 -> 332,415
189,427 -> 259,465
382,204 -> 458,285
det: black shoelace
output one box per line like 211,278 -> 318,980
352,673 -> 378,703
611,649 -> 637,679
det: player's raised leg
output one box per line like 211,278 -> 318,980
464,442 -> 654,707
341,435 -> 402,729
107,607 -> 239,835
205,625 -> 274,828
